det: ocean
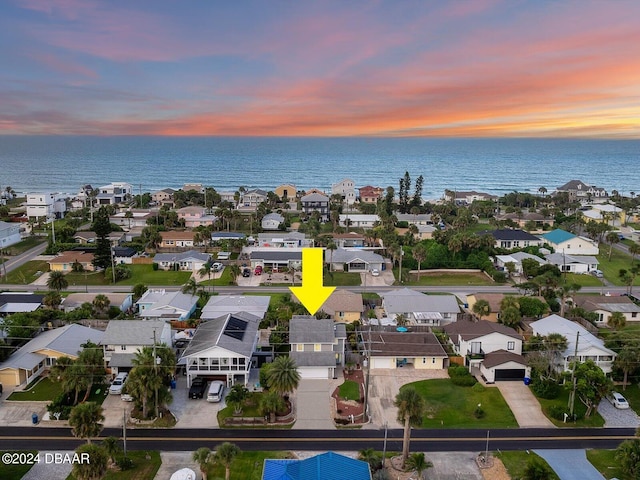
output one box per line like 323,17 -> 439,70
0,136 -> 638,199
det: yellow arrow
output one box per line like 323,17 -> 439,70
290,248 -> 336,315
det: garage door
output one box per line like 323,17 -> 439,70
494,368 -> 525,381
299,367 -> 329,379
371,357 -> 395,369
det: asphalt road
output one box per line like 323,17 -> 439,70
0,426 -> 634,452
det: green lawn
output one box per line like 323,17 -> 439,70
0,451 -> 38,480
66,451 -> 161,480
586,449 -> 626,480
496,451 -> 560,480
65,270 -> 110,286
4,237 -> 46,255
403,379 -> 518,429
405,271 -> 494,286
597,247 -> 640,286
200,267 -> 233,286
2,260 -> 49,284
561,273 -> 603,287
324,271 -> 361,286
8,377 -> 63,401
217,392 -> 264,426
338,380 -> 360,401
117,264 -> 192,286
205,451 -> 292,480
535,388 -> 605,428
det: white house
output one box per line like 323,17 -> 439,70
0,221 -> 21,249
581,204 -> 624,227
153,250 -> 211,271
25,192 -> 67,219
96,182 -> 133,205
61,292 -> 133,313
545,252 -> 599,274
381,288 -> 460,325
480,350 -> 529,383
540,229 -> 599,256
181,312 -> 260,386
530,314 -> 616,374
327,248 -> 384,273
364,331 -> 448,370
101,320 -> 171,374
289,316 -> 346,379
339,214 -> 380,229
261,213 -> 284,230
495,251 -> 547,275
332,178 -> 356,205
442,320 -> 525,379
201,295 -> 271,322
136,290 -> 198,320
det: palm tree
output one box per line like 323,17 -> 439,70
226,383 -> 249,415
47,270 -> 68,292
92,294 -> 110,316
193,447 -> 213,480
538,186 -> 547,197
558,283 -> 581,317
259,391 -> 285,423
71,444 -> 108,480
629,242 -> 640,263
606,231 -> 620,261
614,345 -> 639,391
214,442 -> 241,480
228,264 -> 241,284
616,439 -> 640,479
266,356 -> 301,397
608,311 -> 626,330
181,278 -> 199,295
394,387 -> 424,466
69,402 -> 104,444
199,262 -> 213,293
358,448 -> 383,472
412,243 -> 427,280
405,452 -> 433,479
101,436 -> 121,465
326,241 -> 337,272
472,299 -> 491,321
43,291 -> 62,310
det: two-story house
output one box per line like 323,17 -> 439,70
289,316 -> 346,379
332,178 -> 356,205
301,192 -> 330,221
96,182 -> 133,205
109,210 -> 156,229
151,188 -> 175,207
444,190 -> 498,205
239,189 -> 268,210
358,185 -> 384,204
530,315 -> 616,374
274,184 -> 297,202
136,289 -> 198,320
381,288 -> 460,326
176,206 -> 217,228
442,320 -> 526,381
101,320 -> 171,375
556,180 -> 608,203
26,192 -> 67,220
540,229 -> 599,255
181,312 -> 260,387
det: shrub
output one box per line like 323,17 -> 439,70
531,378 -> 561,399
47,393 -> 73,420
474,405 -> 485,418
372,469 -> 391,480
547,405 -> 566,421
108,306 -> 121,319
451,375 -> 477,387
472,383 -> 486,393
492,271 -> 507,283
116,456 -> 135,470
152,262 -> 159,271
448,364 -> 469,377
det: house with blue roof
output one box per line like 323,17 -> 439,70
262,451 -> 371,480
540,229 -> 599,255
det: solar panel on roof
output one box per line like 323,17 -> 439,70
223,316 -> 248,341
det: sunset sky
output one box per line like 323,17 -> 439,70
2,0 -> 640,137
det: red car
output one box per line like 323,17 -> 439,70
254,265 -> 263,275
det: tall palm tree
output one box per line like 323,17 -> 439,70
181,278 -> 199,295
71,444 -> 108,480
606,231 -> 620,261
193,447 -> 213,480
472,299 -> 491,321
101,436 -> 121,465
77,341 -> 105,402
47,270 -> 68,292
92,294 -> 110,316
558,283 -> 581,317
214,442 -> 241,480
614,345 -> 640,391
69,402 -> 104,444
266,356 -> 300,397
405,452 -> 433,479
394,387 -> 424,467
628,242 -> 640,264
412,243 -> 427,279
228,264 -> 241,284
198,262 -> 213,293
326,241 -> 337,272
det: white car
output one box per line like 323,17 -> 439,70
212,262 -> 224,272
607,391 -> 630,409
370,268 -> 380,277
109,372 -> 128,395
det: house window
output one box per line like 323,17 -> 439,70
422,357 -> 427,364
507,341 -> 515,351
296,344 -> 304,352
338,312 -> 344,317
120,345 -> 127,351
470,342 -> 481,354
432,357 -> 436,364
633,313 -> 637,318
314,344 -> 321,352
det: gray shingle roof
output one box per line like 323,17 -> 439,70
102,320 -> 168,345
301,192 -> 329,202
482,350 -> 527,368
329,248 -> 384,264
290,316 -> 335,344
382,289 -> 460,315
153,250 -> 211,263
250,251 -> 302,261
575,295 -> 640,314
442,319 -> 522,341
290,351 -> 336,367
366,331 -> 447,357
182,312 -> 259,359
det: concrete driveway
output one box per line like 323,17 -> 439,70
367,368 -> 449,429
496,382 -> 554,428
535,450 -> 604,480
292,379 -> 334,429
101,390 -> 135,428
170,376 -> 223,428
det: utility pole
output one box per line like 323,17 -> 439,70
568,331 -> 580,417
363,326 -> 372,422
382,422 -> 388,464
153,328 -> 159,419
122,408 -> 127,457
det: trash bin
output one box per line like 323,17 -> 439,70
32,412 -> 38,424
523,377 -> 531,386
170,379 -> 176,389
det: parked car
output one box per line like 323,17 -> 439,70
206,381 -> 226,403
590,269 -> 604,278
212,262 -> 224,272
242,268 -> 251,277
189,377 -> 208,399
109,372 -> 128,395
607,391 -> 630,409
254,265 -> 263,275
370,268 -> 380,277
